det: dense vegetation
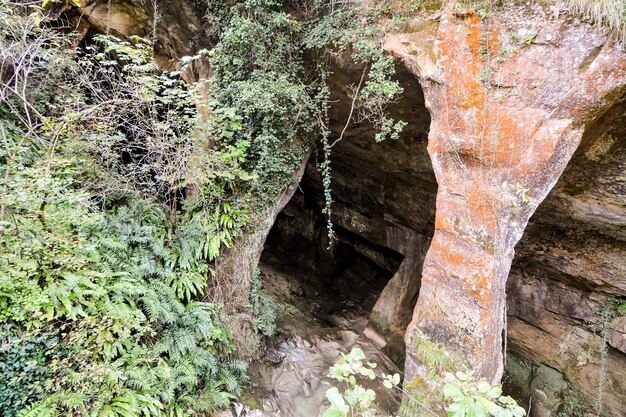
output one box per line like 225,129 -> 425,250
0,0 -> 404,415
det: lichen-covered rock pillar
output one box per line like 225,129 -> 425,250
396,5 -> 626,413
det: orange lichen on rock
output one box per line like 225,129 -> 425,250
401,4 -> 626,395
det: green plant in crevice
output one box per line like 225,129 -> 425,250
593,296 -> 624,417
249,270 -> 278,337
413,337 -> 467,378
554,389 -> 584,417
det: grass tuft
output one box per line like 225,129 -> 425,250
566,0 -> 626,41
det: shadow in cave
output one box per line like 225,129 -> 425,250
258,59 -> 438,365
261,190 -> 405,332
248,61 -> 442,416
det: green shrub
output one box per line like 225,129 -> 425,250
0,326 -> 56,416
323,349 -> 526,417
0,4 -> 247,415
443,371 -> 526,417
249,270 -> 278,337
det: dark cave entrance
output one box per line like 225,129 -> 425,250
261,180 -> 405,329
258,60 -> 437,364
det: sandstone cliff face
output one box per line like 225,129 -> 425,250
384,2 -> 625,415
505,96 -> 626,416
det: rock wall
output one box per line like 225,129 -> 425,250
385,2 -> 626,415
505,97 -> 626,416
61,0 -> 211,77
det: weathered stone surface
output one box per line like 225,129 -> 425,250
240,261 -> 404,417
213,151 -> 312,356
506,96 -> 626,416
65,0 -> 210,75
384,2 -> 626,413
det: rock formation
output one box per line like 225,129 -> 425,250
384,3 -> 625,415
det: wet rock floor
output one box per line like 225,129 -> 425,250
240,252 -> 403,417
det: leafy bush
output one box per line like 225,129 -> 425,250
323,349 -> 526,417
1,0 -> 408,414
208,0 -> 406,240
0,326 -> 56,416
324,348 -> 382,417
0,3 -> 248,415
443,371 -> 525,417
323,347 -> 403,417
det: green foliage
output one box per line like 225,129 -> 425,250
325,350 -> 525,417
0,184 -> 247,416
208,0 -> 405,238
442,371 -> 525,417
249,270 -> 278,337
209,6 -> 316,202
323,347 -> 382,417
413,337 -> 465,377
324,348 -> 438,417
0,6 -> 248,416
303,4 -> 406,241
554,390 -> 584,417
0,326 -> 56,416
1,1 -> 408,415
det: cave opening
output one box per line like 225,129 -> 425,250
261,176 -> 405,331
257,60 -> 437,367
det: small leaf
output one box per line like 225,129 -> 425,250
477,380 -> 491,393
443,383 -> 463,400
325,387 -> 349,414
392,373 -> 401,385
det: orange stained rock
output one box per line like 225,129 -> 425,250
433,11 -> 540,170
404,3 -> 626,388
434,187 -> 497,237
427,232 -> 495,306
512,119 -> 573,183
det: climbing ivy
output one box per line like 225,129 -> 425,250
0,0 -> 406,415
208,0 -> 405,237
